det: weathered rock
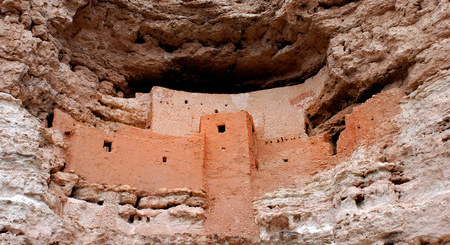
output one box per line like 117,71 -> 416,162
0,0 -> 449,244
51,172 -> 79,196
119,192 -> 138,206
71,185 -> 104,204
138,194 -> 189,209
306,0 -> 450,134
168,205 -> 206,222
0,0 -> 443,131
185,196 -> 208,208
0,93 -> 74,243
255,75 -> 450,244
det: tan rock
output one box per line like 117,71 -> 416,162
168,205 -> 206,222
71,186 -> 103,204
0,0 -> 449,243
138,195 -> 190,209
185,196 -> 207,208
51,172 -> 79,196
119,192 -> 137,206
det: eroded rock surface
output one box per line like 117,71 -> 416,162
255,74 -> 450,244
0,0 -> 449,244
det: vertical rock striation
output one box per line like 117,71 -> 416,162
0,0 -> 449,243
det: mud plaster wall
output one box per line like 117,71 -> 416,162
53,109 -> 205,192
149,69 -> 327,139
337,88 -> 405,157
252,88 -> 405,194
253,134 -> 334,194
200,111 -> 259,236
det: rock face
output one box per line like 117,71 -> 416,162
255,75 -> 450,244
0,0 -> 449,244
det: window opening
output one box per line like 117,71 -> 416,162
162,156 -> 167,163
218,125 -> 226,133
103,141 -> 112,152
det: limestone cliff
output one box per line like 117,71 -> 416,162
0,0 -> 449,244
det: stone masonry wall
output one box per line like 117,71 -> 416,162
149,68 -> 327,139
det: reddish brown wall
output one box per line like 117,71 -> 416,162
337,89 -> 404,157
53,109 -> 205,192
253,134 -> 334,195
200,111 -> 259,237
251,88 -> 404,195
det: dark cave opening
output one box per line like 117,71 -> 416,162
125,72 -> 241,96
306,63 -> 410,135
124,62 -> 325,97
318,0 -> 360,9
46,112 -> 54,128
134,32 -> 145,44
330,130 -> 342,155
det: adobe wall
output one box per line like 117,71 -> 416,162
199,111 -> 259,236
52,109 -> 205,192
149,68 -> 327,140
337,88 -> 405,157
251,88 -> 404,195
253,134 -> 334,195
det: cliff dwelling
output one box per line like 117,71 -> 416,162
0,0 -> 449,244
49,75 -> 404,238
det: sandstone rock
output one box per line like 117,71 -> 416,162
138,194 -> 190,209
185,196 -> 208,208
118,204 -> 137,220
0,92 -> 75,243
0,93 -> 42,167
306,0 -> 449,134
0,0 -> 446,134
41,129 -> 67,153
51,172 -> 79,196
168,205 -> 206,222
71,186 -> 104,204
0,0 -> 449,243
119,192 -> 137,206
41,145 -> 66,173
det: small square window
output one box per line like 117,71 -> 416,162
218,125 -> 226,133
162,156 -> 167,163
103,141 -> 112,152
